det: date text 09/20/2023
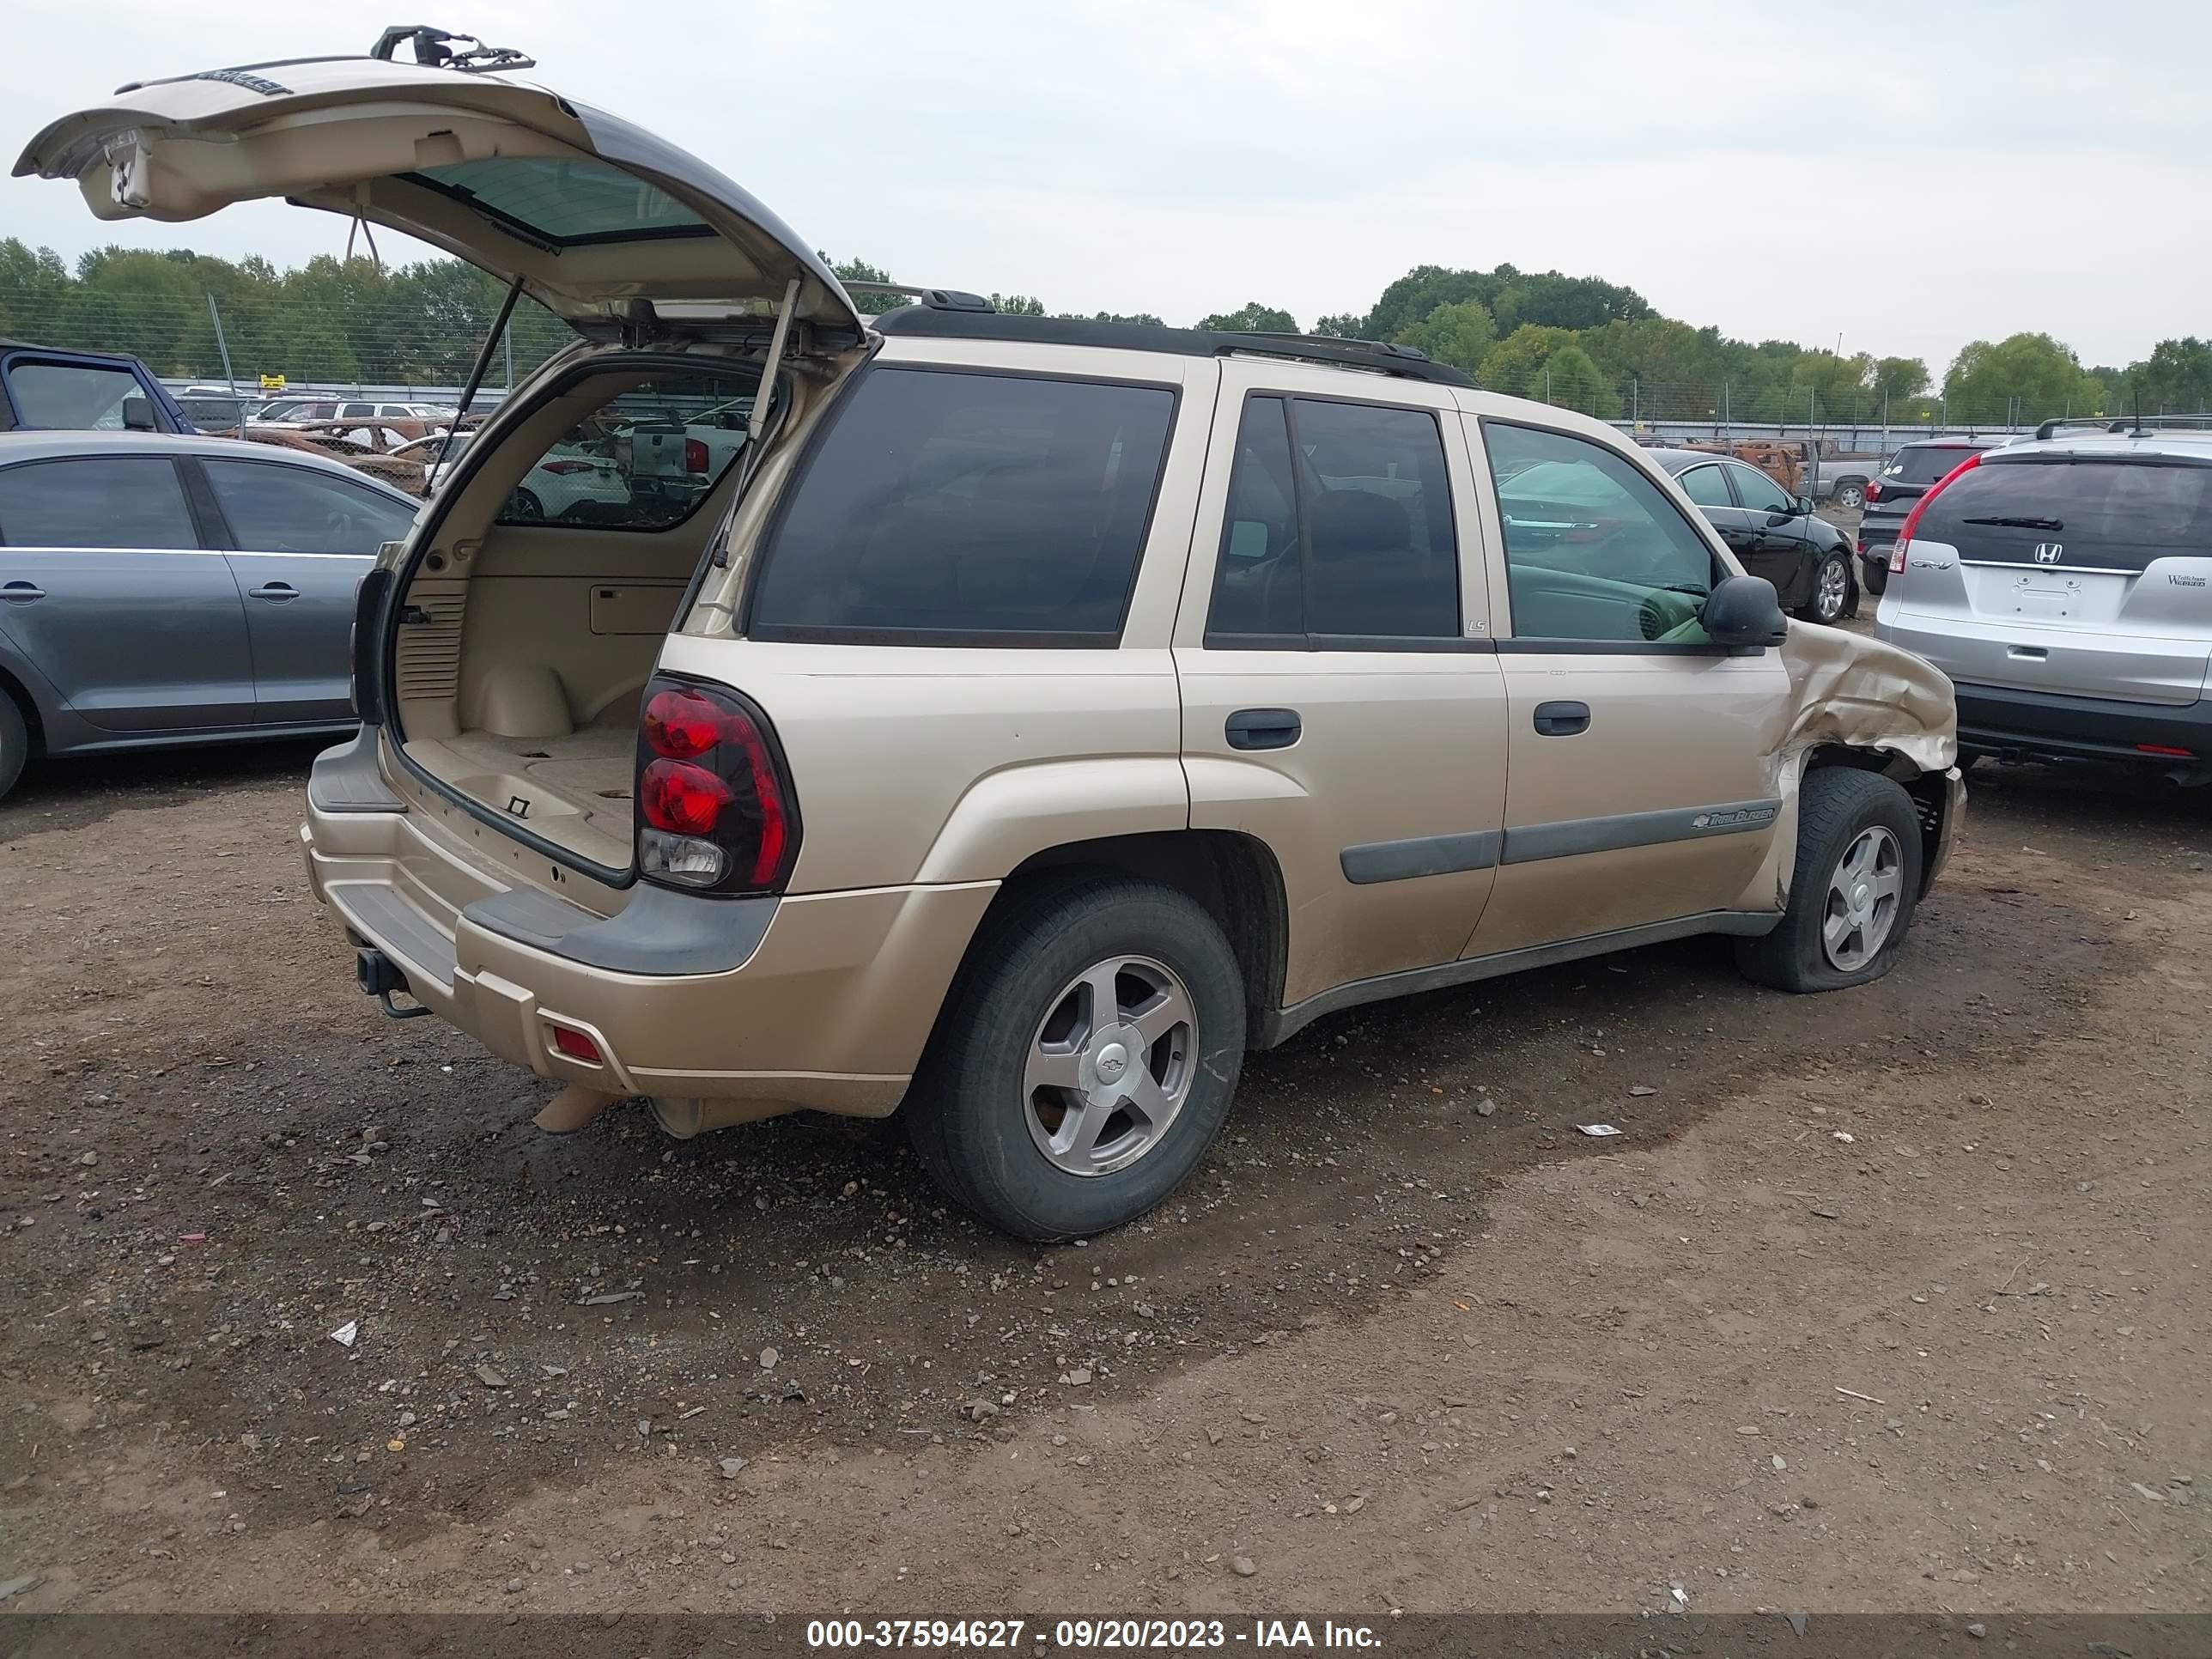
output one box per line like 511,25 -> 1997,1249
804,1618 -> 1385,1650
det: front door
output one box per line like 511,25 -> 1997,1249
1175,368 -> 1510,1014
0,452 -> 253,732
195,456 -> 417,725
1726,459 -> 1817,611
1675,459 -> 1759,562
1469,419 -> 1790,957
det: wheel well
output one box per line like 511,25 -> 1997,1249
1803,744 -> 1948,894
0,664 -> 44,754
996,830 -> 1288,1046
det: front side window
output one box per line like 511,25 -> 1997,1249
749,367 -> 1176,644
0,457 -> 198,550
1486,423 -> 1717,645
495,370 -> 762,532
1206,394 -> 1461,645
5,362 -> 143,429
204,459 -> 416,555
1728,462 -> 1793,514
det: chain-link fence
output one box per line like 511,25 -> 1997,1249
5,276 -> 2181,439
0,280 -> 577,398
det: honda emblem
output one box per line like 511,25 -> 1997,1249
2033,543 -> 2063,564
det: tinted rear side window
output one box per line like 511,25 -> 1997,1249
1918,459 -> 2212,569
749,368 -> 1176,644
0,456 -> 198,549
1888,445 -> 1983,485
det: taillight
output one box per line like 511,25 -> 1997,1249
684,437 -> 709,474
1864,478 -> 1883,502
635,678 -> 799,894
1889,450 -> 1984,577
539,459 -> 593,475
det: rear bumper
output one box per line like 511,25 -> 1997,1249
302,787 -> 995,1120
1954,680 -> 2212,773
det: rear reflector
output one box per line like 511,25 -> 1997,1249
2137,743 -> 2194,758
549,1025 -> 603,1064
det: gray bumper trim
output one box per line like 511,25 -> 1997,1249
307,726 -> 404,814
464,884 -> 778,977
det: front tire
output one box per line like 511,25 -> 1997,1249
1735,769 -> 1923,993
906,876 -> 1246,1242
1798,550 -> 1855,623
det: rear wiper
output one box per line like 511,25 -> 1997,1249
1961,515 -> 2063,530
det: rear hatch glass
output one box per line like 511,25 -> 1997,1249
1917,457 -> 2212,572
1884,445 -> 1983,488
1892,454 -> 2212,703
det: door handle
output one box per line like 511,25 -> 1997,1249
247,581 -> 300,603
1533,700 -> 1591,737
1225,708 -> 1301,750
1,580 -> 45,604
2008,645 -> 2047,661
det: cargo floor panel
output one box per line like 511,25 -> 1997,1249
405,725 -> 637,868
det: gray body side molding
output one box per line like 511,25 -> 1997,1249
1262,909 -> 1780,1048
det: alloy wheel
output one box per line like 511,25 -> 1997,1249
1814,556 -> 1850,623
1822,825 -> 1903,970
1022,955 -> 1196,1176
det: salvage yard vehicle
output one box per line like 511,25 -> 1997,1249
0,431 -> 417,799
0,340 -> 196,435
1640,448 -> 1858,623
1858,437 -> 1999,597
15,33 -> 1966,1240
1876,416 -> 2212,786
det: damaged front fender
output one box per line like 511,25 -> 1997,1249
1747,623 -> 1963,908
1776,622 -> 1957,775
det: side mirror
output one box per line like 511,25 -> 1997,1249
1794,494 -> 1815,515
122,396 -> 155,431
1700,574 -> 1788,652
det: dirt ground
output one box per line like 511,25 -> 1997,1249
0,720 -> 2205,1618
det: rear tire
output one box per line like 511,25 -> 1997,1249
905,875 -> 1246,1242
1735,768 -> 1923,993
1835,480 -> 1867,510
508,488 -> 544,521
0,693 -> 27,804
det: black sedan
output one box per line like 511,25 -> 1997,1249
1650,448 -> 1859,623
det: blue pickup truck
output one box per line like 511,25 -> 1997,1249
0,340 -> 197,434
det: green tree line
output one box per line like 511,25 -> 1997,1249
4,238 -> 2202,429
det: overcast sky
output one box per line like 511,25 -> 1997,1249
3,1 -> 2203,378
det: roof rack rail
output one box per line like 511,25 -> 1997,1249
2033,411 -> 2212,441
867,309 -> 1476,387
368,26 -> 535,73
1237,329 -> 1437,363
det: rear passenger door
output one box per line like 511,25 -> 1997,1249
1175,365 -> 1510,1015
0,453 -> 254,732
193,456 -> 416,726
1675,461 -> 1756,559
1468,419 -> 1790,956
